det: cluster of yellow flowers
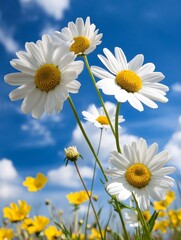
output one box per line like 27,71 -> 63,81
1,190 -> 107,239
153,191 -> 181,235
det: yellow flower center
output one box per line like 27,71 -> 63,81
35,64 -> 61,92
96,116 -> 109,125
70,36 -> 90,54
125,163 -> 151,188
115,70 -> 142,92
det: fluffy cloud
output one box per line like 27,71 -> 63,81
171,83 -> 181,93
21,119 -> 55,147
0,28 -> 19,53
165,115 -> 181,169
0,159 -> 22,199
20,0 -> 70,20
48,165 -> 93,188
0,159 -> 18,181
70,102 -> 138,167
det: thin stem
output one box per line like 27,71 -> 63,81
74,161 -> 104,240
83,55 -> 116,139
115,102 -> 121,153
68,96 -> 107,181
114,197 -> 130,240
74,205 -> 78,234
132,193 -> 152,240
85,128 -> 103,239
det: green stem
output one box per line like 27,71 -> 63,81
74,161 -> 104,240
132,193 -> 152,240
68,96 -> 107,181
85,128 -> 103,239
83,55 -> 117,139
114,197 -> 130,240
115,102 -> 121,153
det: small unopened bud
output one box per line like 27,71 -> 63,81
45,199 -> 51,205
93,195 -> 99,201
58,210 -> 63,216
79,219 -> 84,225
3,219 -> 9,226
86,224 -> 91,229
64,146 -> 80,162
106,226 -> 111,232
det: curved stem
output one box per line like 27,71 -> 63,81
74,162 -> 104,240
85,128 -> 103,239
68,96 -> 107,181
83,55 -> 116,139
115,102 -> 121,153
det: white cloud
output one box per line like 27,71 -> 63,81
20,0 -> 70,20
0,28 -> 19,53
165,115 -> 181,169
0,159 -> 18,181
48,165 -> 93,188
171,83 -> 181,93
0,159 -> 22,199
70,102 -> 138,167
21,119 -> 55,147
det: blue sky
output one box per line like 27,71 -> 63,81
0,0 -> 181,217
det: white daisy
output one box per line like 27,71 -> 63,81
91,48 -> 169,111
4,34 -> 84,118
54,16 -> 103,55
105,138 -> 175,210
82,103 -> 125,129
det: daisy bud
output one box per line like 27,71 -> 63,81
79,219 -> 84,225
64,146 -> 80,162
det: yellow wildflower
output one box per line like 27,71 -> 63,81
66,190 -> 91,205
154,191 -> 175,211
72,233 -> 85,239
165,191 -> 175,206
23,173 -> 48,192
168,209 -> 181,228
3,200 -> 31,222
0,228 -> 14,240
158,211 -> 166,217
154,200 -> 167,211
153,220 -> 169,233
88,228 -> 105,239
142,210 -> 151,222
44,226 -> 63,240
22,216 -> 50,234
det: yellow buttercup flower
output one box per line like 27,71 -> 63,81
23,173 -> 48,192
44,226 -> 63,240
22,216 -> 50,234
0,228 -> 14,240
3,200 -> 31,222
168,209 -> 181,228
153,220 -> 169,233
66,190 -> 91,205
154,191 -> 175,211
165,191 -> 175,206
154,199 -> 167,211
142,210 -> 151,222
72,233 -> 85,240
88,228 -> 105,239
